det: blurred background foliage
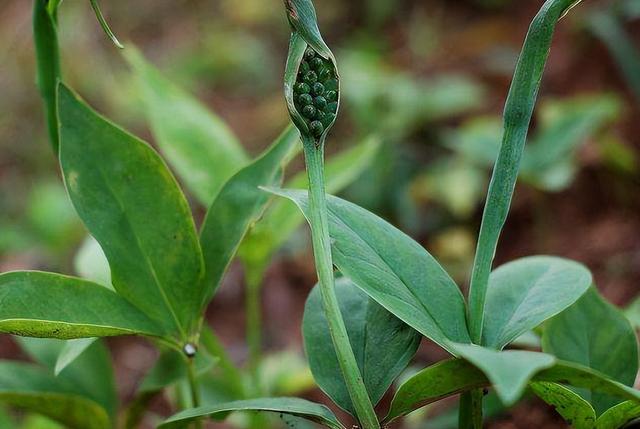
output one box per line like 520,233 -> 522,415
0,0 -> 639,427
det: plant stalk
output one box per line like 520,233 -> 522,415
302,138 -> 379,429
186,358 -> 202,429
33,0 -> 61,153
245,265 -> 264,385
459,390 -> 483,429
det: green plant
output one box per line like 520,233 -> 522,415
163,0 -> 640,428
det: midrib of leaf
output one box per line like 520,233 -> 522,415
328,206 -> 455,350
91,160 -> 187,340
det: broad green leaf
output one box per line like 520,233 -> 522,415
0,361 -> 110,429
74,236 -> 112,289
124,48 -> 247,205
240,136 -> 380,275
0,271 -> 165,339
55,339 -> 97,376
384,358 -> 640,423
15,338 -> 117,419
159,398 -> 345,429
596,401 -> 640,429
452,344 -> 556,405
530,382 -> 596,429
543,288 -> 639,414
58,83 -> 204,340
303,277 -> 420,415
266,189 -> 470,352
482,256 -> 591,349
199,126 -> 299,299
467,0 -> 586,343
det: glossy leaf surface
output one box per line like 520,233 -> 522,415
0,271 -> 164,339
267,189 -> 470,352
482,256 -> 591,349
0,361 -> 110,429
125,48 -> 247,205
58,84 -> 204,340
159,398 -> 344,429
530,382 -> 596,429
543,288 -> 639,414
303,277 -> 420,415
199,126 -> 299,299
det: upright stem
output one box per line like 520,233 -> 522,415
186,358 -> 202,429
245,265 -> 264,386
303,138 -> 379,429
459,390 -> 483,429
33,0 -> 61,153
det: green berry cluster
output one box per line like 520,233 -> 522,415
293,47 -> 339,137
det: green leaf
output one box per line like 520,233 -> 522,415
0,361 -> 110,429
482,256 -> 592,349
0,271 -> 165,339
467,0 -> 585,343
530,382 -> 596,429
303,277 -> 420,415
199,125 -> 299,299
384,358 -> 640,423
159,398 -> 345,429
625,296 -> 640,330
266,189 -> 470,352
74,236 -> 112,289
542,288 -> 639,414
54,339 -> 97,376
124,47 -> 247,205
58,83 -> 205,340
240,136 -> 381,275
596,401 -> 640,429
452,344 -> 556,405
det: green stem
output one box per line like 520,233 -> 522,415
186,358 -> 202,429
302,138 -> 379,429
245,265 -> 264,386
459,390 -> 483,429
33,0 -> 61,153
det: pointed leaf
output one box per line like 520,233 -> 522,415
385,358 -> 640,423
58,83 -> 204,339
482,256 -> 591,349
73,236 -> 112,289
543,288 -> 639,414
125,48 -> 247,205
159,398 -> 345,429
199,126 -> 299,298
55,339 -> 97,376
452,344 -> 556,405
596,401 -> 640,429
0,361 -> 110,429
0,271 -> 165,339
303,277 -> 420,415
240,136 -> 380,274
266,189 -> 470,352
530,382 -> 596,429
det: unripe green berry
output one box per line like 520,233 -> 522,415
310,57 -> 324,70
319,68 -> 332,81
302,104 -> 316,118
304,48 -> 316,60
303,71 -> 318,84
300,61 -> 311,74
299,93 -> 313,106
322,112 -> 336,127
325,78 -> 338,91
327,102 -> 338,113
325,90 -> 337,102
312,82 -> 325,96
295,82 -> 310,94
309,120 -> 324,136
313,96 -> 327,110
316,110 -> 326,121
